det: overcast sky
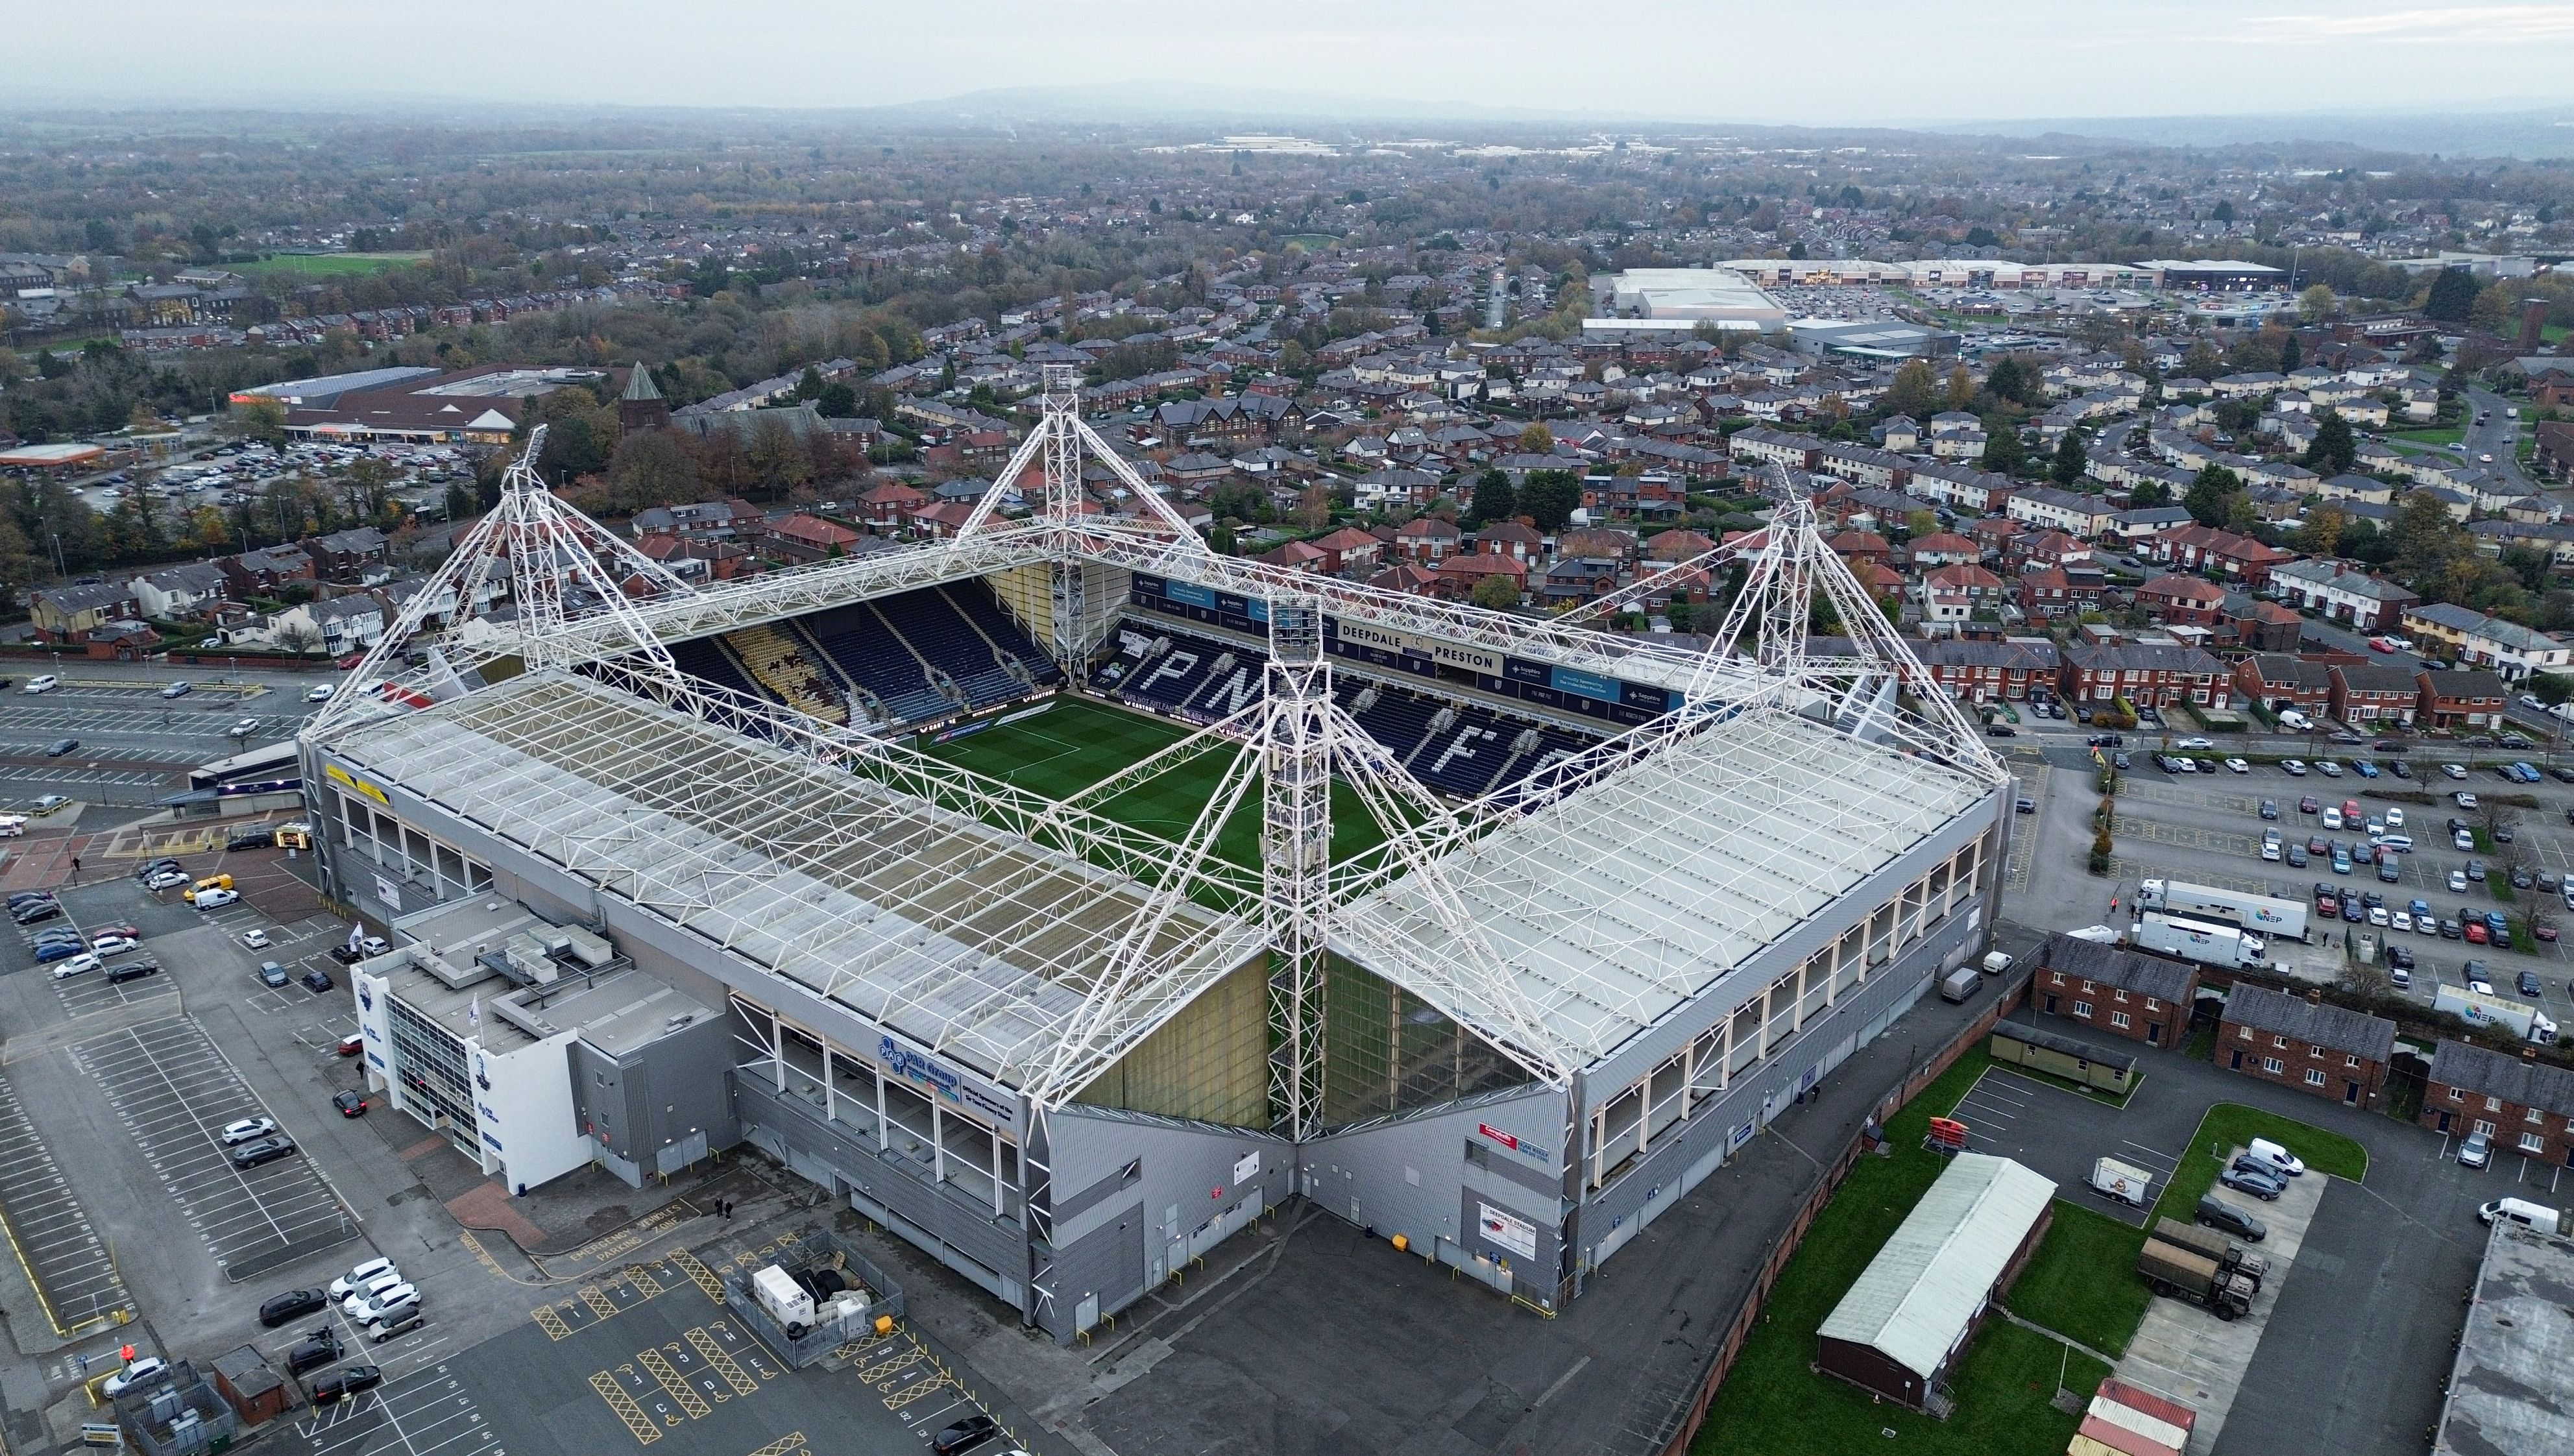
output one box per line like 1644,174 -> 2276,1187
14,1 -> 2574,125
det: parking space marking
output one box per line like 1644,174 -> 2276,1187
295,1364 -> 502,1456
670,1247 -> 725,1301
637,1347 -> 713,1419
532,1256 -> 691,1339
0,1071 -> 132,1333
590,1370 -> 662,1444
69,1017 -> 359,1280
744,1433 -> 809,1456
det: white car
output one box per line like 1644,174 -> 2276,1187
227,718 -> 260,738
192,888 -> 241,910
47,953 -> 101,980
2457,792 -> 2480,809
2468,976 -> 2496,996
2451,869 -> 2471,892
143,869 -> 189,892
2175,736 -> 2214,750
352,1282 -> 419,1326
2386,808 -> 2405,828
2392,911 -> 2414,933
361,935 -> 389,956
305,683 -> 335,703
21,674 -> 56,694
219,1117 -> 278,1146
340,1272 -> 404,1315
2442,763 -> 2469,779
100,1356 -> 169,1398
2280,759 -> 2308,775
87,934 -> 137,956
330,1257 -> 399,1300
2224,757 -> 2250,773
2316,760 -> 2344,777
239,928 -> 271,949
0,814 -> 25,838
2369,905 -> 2389,926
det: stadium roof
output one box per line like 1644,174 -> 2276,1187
320,670 -> 1267,1095
1815,1153 -> 2056,1381
1334,706 -> 1991,1073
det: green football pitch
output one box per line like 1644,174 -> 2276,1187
919,695 -> 1385,870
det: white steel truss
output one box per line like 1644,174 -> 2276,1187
1263,595 -> 1333,1137
956,364 -> 1210,544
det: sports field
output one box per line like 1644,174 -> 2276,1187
921,696 -> 1385,870
239,250 -> 431,278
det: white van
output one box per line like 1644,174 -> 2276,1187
2279,709 -> 2312,731
2479,1197 -> 2562,1232
2243,1137 -> 2305,1178
21,674 -> 58,694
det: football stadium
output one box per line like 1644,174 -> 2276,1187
299,369 -> 2009,1343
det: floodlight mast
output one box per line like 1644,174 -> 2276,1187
1263,593 -> 1333,1140
304,424 -> 694,737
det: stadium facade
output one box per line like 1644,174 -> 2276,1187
299,372 -> 2008,1342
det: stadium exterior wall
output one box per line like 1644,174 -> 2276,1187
1304,1084 -> 1570,1300
1041,1107 -> 1294,1333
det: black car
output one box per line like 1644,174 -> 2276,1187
6,890 -> 55,910
10,901 -> 60,925
259,1289 -> 330,1328
2388,944 -> 2416,971
105,960 -> 160,985
230,1136 -> 297,1169
2391,760 -> 2412,779
930,1416 -> 1000,1455
310,1365 -> 382,1404
334,1089 -> 368,1118
42,738 -> 77,757
133,858 -> 182,882
2197,1193 -> 2268,1242
225,826 -> 274,851
284,1329 -> 342,1376
1985,723 -> 2016,737
302,968 -> 334,993
2520,970 -> 2543,997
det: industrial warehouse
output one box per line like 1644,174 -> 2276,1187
296,369 -> 2009,1344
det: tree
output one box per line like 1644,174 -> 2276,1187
605,430 -> 702,513
1942,364 -> 1976,411
2277,332 -> 2301,374
2390,489 -> 2466,583
746,415 -> 813,500
795,366 -> 825,402
1883,359 -> 1937,419
1518,469 -> 1581,532
229,397 -> 287,444
2531,673 -> 2574,707
1466,468 -> 1514,528
2050,430 -> 2088,485
1980,417 -> 2028,476
1904,509 -> 1937,539
2226,493 -> 2261,533
1985,356 -> 2033,405
2303,410 -> 2357,476
1470,572 -> 1521,609
2298,284 -> 2338,323
2425,267 -> 2480,323
2184,464 -> 2243,526
2130,478 -> 2172,508
816,382 -> 856,417
2296,504 -> 2346,557
1516,422 -> 1554,455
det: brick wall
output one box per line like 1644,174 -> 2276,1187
2216,1017 -> 2385,1106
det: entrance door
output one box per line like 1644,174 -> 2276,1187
2344,1080 -> 2361,1105
2229,1049 -> 2243,1071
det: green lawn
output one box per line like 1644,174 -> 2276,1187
917,696 -> 1385,872
1693,1049 -> 2111,1456
2150,1102 -> 2369,1227
2002,1202 -> 2152,1357
239,250 -> 431,278
2388,424 -> 2466,446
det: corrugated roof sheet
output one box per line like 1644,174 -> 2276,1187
1815,1153 -> 2056,1381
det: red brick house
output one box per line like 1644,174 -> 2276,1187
2420,1039 -> 2574,1167
2143,524 -> 2293,586
2031,934 -> 2197,1049
1434,552 -> 1529,601
1830,529 -> 1891,570
2417,668 -> 2509,730
2060,642 -> 2232,709
1309,525 -> 1385,576
858,481 -> 930,532
2229,600 -> 2304,653
1923,563 -> 2007,605
766,512 -> 862,563
1394,517 -> 1462,563
2017,564 -> 2077,618
1916,637 -> 2061,703
2218,984 -> 2395,1108
2232,653 -> 2334,715
2330,662 -> 2420,725
1908,531 -> 1980,568
2135,573 -> 2228,627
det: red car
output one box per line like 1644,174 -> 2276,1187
2466,921 -> 2490,944
335,1034 -> 364,1058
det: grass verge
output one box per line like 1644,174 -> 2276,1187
2002,1202 -> 2153,1357
1692,1048 -> 2111,1456
238,250 -> 431,278
2150,1102 -> 2368,1227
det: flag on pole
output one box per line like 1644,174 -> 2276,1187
347,923 -> 363,952
468,994 -> 480,1029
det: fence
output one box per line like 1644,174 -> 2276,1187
1653,971 -> 2028,1456
719,1228 -> 909,1369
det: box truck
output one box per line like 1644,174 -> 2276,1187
2089,1156 -> 2155,1207
2137,879 -> 2309,943
2152,1217 -> 2271,1290
2131,912 -> 2267,969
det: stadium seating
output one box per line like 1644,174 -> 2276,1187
1106,624 -> 1601,797
801,603 -> 951,726
941,585 -> 1063,690
666,637 -> 768,704
723,622 -> 850,725
873,588 -> 1026,711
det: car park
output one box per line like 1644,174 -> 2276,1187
260,1289 -> 330,1327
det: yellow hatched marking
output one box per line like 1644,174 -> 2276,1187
672,1248 -> 725,1300
686,1326 -> 760,1397
581,1284 -> 621,1319
744,1435 -> 808,1456
589,1370 -> 661,1445
535,1305 -> 574,1341
624,1263 -> 666,1298
637,1348 -> 710,1419
882,1370 -> 955,1411
858,1346 -> 931,1385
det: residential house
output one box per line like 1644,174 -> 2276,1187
632,499 -> 762,542
765,513 -> 864,564
858,481 -> 931,532
2218,984 -> 2395,1108
2059,641 -> 2232,709
1308,525 -> 1385,576
1393,517 -> 1463,564
2135,574 -> 2228,627
2233,654 -> 2334,716
301,527 -> 393,587
1908,532 -> 1980,568
1433,553 -> 1529,602
28,582 -> 140,644
2330,662 -> 2420,725
130,562 -> 232,622
2268,559 -> 2418,631
1474,520 -> 1546,565
2416,669 -> 2510,730
271,593 -> 388,656
2419,1039 -> 2574,1167
217,545 -> 315,600
2401,602 -> 2573,682
2229,600 -> 2305,653
2143,524 -> 2293,587
1917,637 -> 2061,703
2006,487 -> 2119,539
2031,935 -> 2196,1049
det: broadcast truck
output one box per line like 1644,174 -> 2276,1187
2131,911 -> 2267,969
2435,982 -> 2561,1044
2137,879 -> 2309,943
